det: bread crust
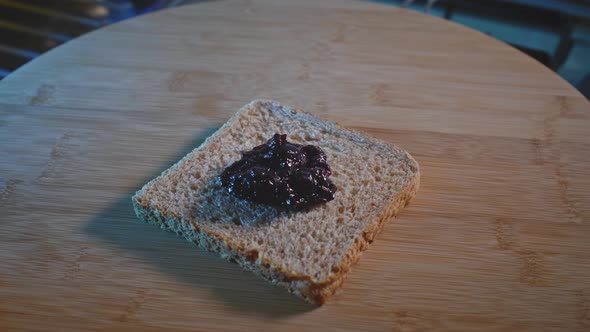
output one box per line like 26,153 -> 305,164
132,100 -> 420,305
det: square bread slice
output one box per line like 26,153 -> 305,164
132,100 -> 420,304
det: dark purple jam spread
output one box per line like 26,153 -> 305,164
220,134 -> 337,210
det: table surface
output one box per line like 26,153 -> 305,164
1,0 -> 589,331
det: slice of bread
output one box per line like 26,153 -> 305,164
132,100 -> 420,304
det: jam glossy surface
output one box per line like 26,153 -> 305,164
220,134 -> 337,210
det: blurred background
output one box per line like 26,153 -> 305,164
0,0 -> 589,98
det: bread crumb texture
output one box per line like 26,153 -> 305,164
132,100 -> 420,304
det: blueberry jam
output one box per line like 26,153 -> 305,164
220,133 -> 337,210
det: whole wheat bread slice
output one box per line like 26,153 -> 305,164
132,100 -> 420,304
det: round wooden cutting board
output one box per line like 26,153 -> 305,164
1,0 -> 589,330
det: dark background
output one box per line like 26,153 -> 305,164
0,0 -> 589,98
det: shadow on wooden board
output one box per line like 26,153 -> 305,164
85,127 -> 315,318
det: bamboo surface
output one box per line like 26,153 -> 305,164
1,0 -> 589,331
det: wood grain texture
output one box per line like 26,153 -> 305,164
1,0 -> 589,330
